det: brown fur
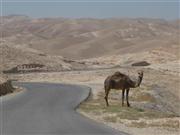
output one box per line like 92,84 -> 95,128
104,71 -> 143,107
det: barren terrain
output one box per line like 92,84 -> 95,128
9,67 -> 180,135
1,16 -> 179,59
1,16 -> 179,72
1,16 -> 179,135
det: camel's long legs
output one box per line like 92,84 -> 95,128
122,89 -> 125,106
104,88 -> 110,106
126,88 -> 130,107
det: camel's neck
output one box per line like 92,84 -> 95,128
135,76 -> 143,87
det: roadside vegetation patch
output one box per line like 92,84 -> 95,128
131,91 -> 156,102
103,115 -> 117,123
79,86 -> 178,128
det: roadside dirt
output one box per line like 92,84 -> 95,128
8,67 -> 180,135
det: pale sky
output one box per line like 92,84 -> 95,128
1,0 -> 180,20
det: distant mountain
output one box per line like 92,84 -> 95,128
1,15 -> 179,60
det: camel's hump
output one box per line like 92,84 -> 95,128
113,71 -> 125,77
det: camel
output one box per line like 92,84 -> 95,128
104,70 -> 143,107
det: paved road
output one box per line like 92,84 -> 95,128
0,82 -> 128,135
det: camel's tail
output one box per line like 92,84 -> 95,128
104,77 -> 111,93
104,83 -> 109,93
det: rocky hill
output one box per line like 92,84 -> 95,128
0,15 -> 179,73
1,15 -> 179,59
0,40 -> 89,73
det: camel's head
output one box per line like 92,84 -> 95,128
138,70 -> 143,78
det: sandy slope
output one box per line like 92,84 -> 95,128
0,40 -> 89,72
1,16 -> 179,59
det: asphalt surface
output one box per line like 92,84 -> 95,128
0,82 -> 128,135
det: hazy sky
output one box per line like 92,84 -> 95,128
1,0 -> 180,20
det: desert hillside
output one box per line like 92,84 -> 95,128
1,15 -> 180,135
1,15 -> 179,59
0,40 -> 89,72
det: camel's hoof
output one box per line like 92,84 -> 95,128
127,104 -> 131,107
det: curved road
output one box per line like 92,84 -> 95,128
1,82 -> 128,135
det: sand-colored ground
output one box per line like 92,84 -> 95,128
1,15 -> 179,135
9,67 -> 180,135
